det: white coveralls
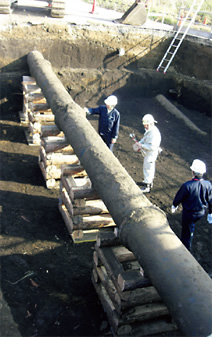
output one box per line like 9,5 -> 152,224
139,125 -> 161,185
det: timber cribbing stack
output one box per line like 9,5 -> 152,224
59,169 -> 116,243
21,75 -> 117,242
21,76 -> 54,145
39,133 -> 79,189
92,231 -> 179,336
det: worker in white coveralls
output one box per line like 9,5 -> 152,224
134,114 -> 161,193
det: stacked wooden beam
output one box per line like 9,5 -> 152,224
20,76 -> 37,124
39,134 -> 80,189
92,231 -> 178,336
21,76 -> 55,145
59,170 -> 117,243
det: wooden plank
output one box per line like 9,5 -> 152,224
95,246 -> 124,283
118,270 -> 151,291
33,110 -> 53,116
45,164 -> 62,180
73,199 -> 109,216
46,178 -> 60,190
93,258 -> 162,313
22,76 -> 36,84
19,110 -> 28,124
38,159 -> 62,180
38,159 -> 47,180
25,96 -> 46,105
61,176 -> 92,197
72,187 -> 99,201
24,129 -> 40,146
73,214 -> 116,230
92,276 -> 170,333
116,302 -> 169,326
42,152 -> 78,167
39,146 -> 47,165
41,136 -> 72,153
115,285 -> 161,312
71,228 -> 114,244
24,93 -> 46,103
58,202 -> 73,234
40,146 -> 77,167
28,121 -> 41,135
70,176 -> 91,188
115,318 -> 178,336
61,187 -> 74,216
61,175 -> 99,201
28,111 -> 55,123
61,164 -> 87,177
95,246 -> 151,292
41,124 -> 63,137
93,271 -> 177,336
112,246 -> 135,263
93,250 -> 102,267
91,276 -> 124,334
96,231 -> 120,247
29,102 -> 51,112
60,175 -> 74,201
93,265 -> 118,309
46,153 -> 78,166
23,83 -> 41,94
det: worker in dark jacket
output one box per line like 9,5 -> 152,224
171,159 -> 212,251
84,95 -> 120,152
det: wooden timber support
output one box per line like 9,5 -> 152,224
21,76 -> 56,145
27,51 -> 212,336
38,135 -> 80,189
92,232 -> 178,336
59,168 -> 116,243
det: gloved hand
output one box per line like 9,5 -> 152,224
171,205 -> 178,213
84,107 -> 90,115
133,142 -> 142,152
207,214 -> 212,224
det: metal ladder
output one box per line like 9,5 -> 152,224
156,0 -> 205,73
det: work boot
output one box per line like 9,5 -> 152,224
140,183 -> 151,193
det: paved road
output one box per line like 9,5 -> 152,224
0,0 -> 123,26
0,0 -> 174,31
1,0 -> 211,40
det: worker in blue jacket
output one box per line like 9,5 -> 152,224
84,95 -> 120,152
171,159 -> 212,251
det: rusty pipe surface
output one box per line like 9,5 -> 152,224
27,51 -> 212,336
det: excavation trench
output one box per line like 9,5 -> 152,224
1,20 -> 212,337
27,50 -> 212,337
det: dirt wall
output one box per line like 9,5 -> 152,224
0,24 -> 211,77
0,23 -> 212,115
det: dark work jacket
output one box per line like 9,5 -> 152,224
88,105 -> 120,140
173,177 -> 212,214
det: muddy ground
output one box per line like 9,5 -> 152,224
1,76 -> 212,336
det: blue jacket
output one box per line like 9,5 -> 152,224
88,105 -> 120,140
173,177 -> 212,214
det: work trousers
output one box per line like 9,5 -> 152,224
143,155 -> 156,184
101,134 -> 114,152
181,209 -> 205,251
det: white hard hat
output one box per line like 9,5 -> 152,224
190,159 -> 206,174
104,95 -> 118,107
142,114 -> 157,125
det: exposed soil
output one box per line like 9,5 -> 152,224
1,77 -> 212,336
0,5 -> 212,337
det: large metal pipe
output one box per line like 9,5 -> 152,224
27,51 -> 212,336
